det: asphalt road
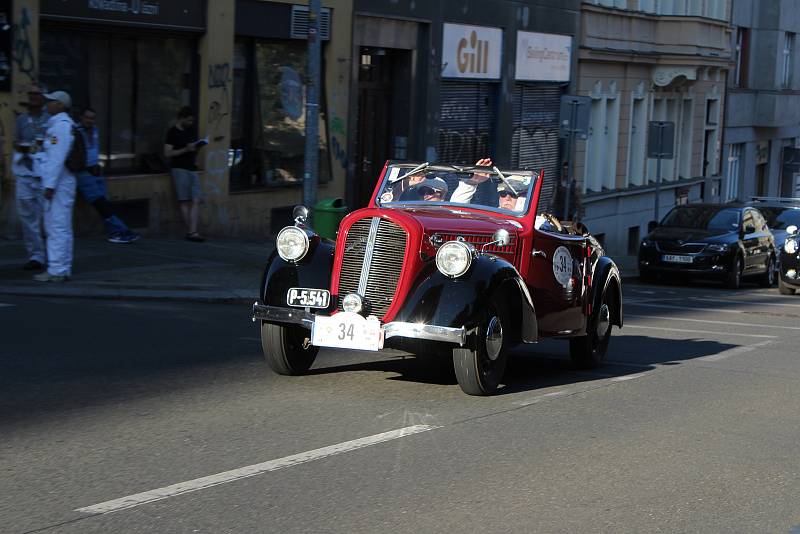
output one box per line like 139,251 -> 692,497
3,281 -> 800,533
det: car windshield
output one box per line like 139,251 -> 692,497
754,206 -> 800,230
660,206 -> 741,231
375,163 -> 538,216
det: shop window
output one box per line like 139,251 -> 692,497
40,29 -> 195,175
230,38 -> 331,191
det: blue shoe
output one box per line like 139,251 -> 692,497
108,232 -> 134,244
124,231 -> 141,242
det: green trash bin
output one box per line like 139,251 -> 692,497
313,198 -> 347,240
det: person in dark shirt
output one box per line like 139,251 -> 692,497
164,106 -> 206,242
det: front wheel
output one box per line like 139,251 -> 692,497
778,277 -> 797,295
725,255 -> 743,289
261,322 -> 319,375
759,255 -> 777,287
570,290 -> 613,369
453,305 -> 507,396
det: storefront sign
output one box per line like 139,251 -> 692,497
515,31 -> 571,82
0,0 -> 11,92
41,0 -> 205,31
441,23 -> 502,79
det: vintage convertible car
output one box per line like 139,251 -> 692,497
252,162 -> 623,395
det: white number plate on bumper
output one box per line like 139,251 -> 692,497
662,254 -> 693,264
287,288 -> 330,308
311,312 -> 384,351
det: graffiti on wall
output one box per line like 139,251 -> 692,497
207,62 -> 230,142
12,7 -> 35,82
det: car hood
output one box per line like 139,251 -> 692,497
648,226 -> 737,243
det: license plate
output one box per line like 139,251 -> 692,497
311,312 -> 384,351
287,288 -> 330,308
662,254 -> 693,264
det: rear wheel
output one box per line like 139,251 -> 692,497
725,255 -> 743,289
261,322 -> 318,375
778,277 -> 797,295
453,304 -> 507,396
570,288 -> 613,369
759,255 -> 777,287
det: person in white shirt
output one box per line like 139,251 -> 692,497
34,91 -> 76,282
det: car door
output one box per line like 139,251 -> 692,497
741,209 -> 762,274
525,228 -> 587,336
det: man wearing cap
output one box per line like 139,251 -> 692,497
34,90 -> 76,282
13,84 -> 50,271
410,176 -> 449,201
451,171 -> 529,212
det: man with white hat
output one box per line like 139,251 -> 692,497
34,90 -> 76,282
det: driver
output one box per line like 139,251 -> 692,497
451,172 -> 530,212
409,176 -> 448,201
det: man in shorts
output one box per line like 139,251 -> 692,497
164,106 -> 206,242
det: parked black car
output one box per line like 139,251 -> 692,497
638,204 -> 777,288
747,197 -> 800,251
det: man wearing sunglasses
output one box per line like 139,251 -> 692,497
411,177 -> 448,201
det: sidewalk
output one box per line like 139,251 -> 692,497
0,236 -> 273,303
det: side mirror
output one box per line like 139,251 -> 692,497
647,220 -> 658,233
787,225 -> 799,236
293,205 -> 309,224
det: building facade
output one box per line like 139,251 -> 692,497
574,0 -> 732,266
0,0 -> 353,239
722,0 -> 800,202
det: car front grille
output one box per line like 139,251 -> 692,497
338,217 -> 407,319
656,242 -> 706,254
436,233 -> 518,261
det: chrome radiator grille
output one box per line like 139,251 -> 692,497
338,217 -> 407,318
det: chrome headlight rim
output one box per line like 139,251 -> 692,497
276,226 -> 310,262
435,240 -> 474,278
784,238 -> 799,255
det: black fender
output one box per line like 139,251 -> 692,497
260,237 -> 336,314
591,255 -> 623,328
392,255 -> 538,344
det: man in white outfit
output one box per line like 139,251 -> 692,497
34,91 -> 76,283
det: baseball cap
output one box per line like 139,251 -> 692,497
497,175 -> 530,196
413,176 -> 448,194
43,90 -> 72,108
27,84 -> 45,94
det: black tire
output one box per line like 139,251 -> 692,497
261,322 -> 319,375
452,304 -> 507,396
778,277 -> 797,295
759,255 -> 777,288
725,255 -> 743,289
570,288 -> 613,369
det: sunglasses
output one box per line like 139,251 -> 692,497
498,191 -> 518,198
419,188 -> 443,196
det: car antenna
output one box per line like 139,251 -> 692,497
492,166 -> 518,196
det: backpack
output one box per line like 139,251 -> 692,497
66,126 -> 87,173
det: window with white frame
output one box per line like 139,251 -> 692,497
725,143 -> 743,201
782,32 -> 795,89
626,94 -> 648,186
702,97 -> 721,177
678,97 -> 693,179
584,89 -> 620,193
734,28 -> 749,88
647,94 -> 680,182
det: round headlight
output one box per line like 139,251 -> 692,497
342,293 -> 363,314
276,226 -> 309,262
785,238 -> 799,255
436,241 -> 473,278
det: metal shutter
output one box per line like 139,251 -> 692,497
437,81 -> 497,165
511,84 -> 562,211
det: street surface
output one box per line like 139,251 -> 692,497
3,282 -> 800,533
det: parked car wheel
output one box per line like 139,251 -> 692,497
778,277 -> 797,295
725,255 -> 743,289
570,288 -> 613,369
261,322 -> 319,375
759,255 -> 777,287
452,304 -> 508,396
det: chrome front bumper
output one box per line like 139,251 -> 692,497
252,303 -> 466,346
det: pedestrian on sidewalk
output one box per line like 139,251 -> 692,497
164,106 -> 206,242
76,107 -> 140,244
34,90 -> 77,283
13,84 -> 50,272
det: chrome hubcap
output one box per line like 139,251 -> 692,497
486,316 -> 503,361
596,304 -> 611,339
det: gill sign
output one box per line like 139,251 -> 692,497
441,23 -> 502,80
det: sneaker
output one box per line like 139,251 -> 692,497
22,260 -> 45,271
125,231 -> 141,242
108,232 -> 134,244
33,272 -> 68,282
185,232 -> 206,242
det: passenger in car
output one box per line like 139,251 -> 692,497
409,177 -> 448,201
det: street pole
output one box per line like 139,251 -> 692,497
303,0 -> 321,212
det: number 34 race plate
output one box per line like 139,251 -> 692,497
311,312 -> 384,351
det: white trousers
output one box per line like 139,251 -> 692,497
15,176 -> 45,264
43,175 -> 76,277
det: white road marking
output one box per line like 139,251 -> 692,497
628,314 -> 800,331
690,297 -> 800,308
76,424 -> 438,515
698,340 -> 773,362
626,301 -> 744,314
622,324 -> 777,338
513,390 -> 569,406
0,303 -> 14,308
610,373 -> 646,382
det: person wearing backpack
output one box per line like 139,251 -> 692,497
75,107 -> 139,244
33,90 -> 77,282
